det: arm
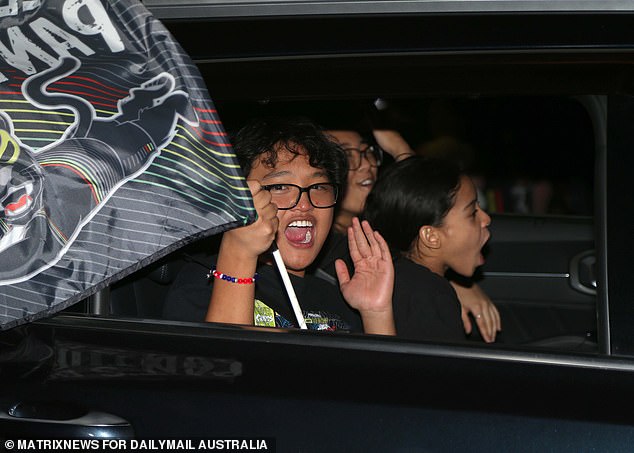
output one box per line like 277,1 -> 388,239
205,181 -> 278,325
450,281 -> 502,343
372,129 -> 415,162
335,217 -> 395,335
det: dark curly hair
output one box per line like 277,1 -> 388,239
231,116 -> 348,187
363,156 -> 463,254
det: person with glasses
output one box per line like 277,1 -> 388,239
326,129 -> 414,234
163,116 -> 395,335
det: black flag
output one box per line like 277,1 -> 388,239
0,0 -> 255,329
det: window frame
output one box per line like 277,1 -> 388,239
41,4 -> 634,364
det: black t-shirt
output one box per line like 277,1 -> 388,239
309,231 -> 350,285
163,252 -> 363,333
316,233 -> 466,342
392,256 -> 466,343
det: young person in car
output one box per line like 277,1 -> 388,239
163,117 -> 395,334
363,156 -> 491,342
317,126 -> 501,342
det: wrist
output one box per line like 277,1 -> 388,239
393,152 -> 414,161
360,308 -> 396,336
220,232 -> 264,262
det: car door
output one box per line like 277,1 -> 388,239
5,1 -> 634,451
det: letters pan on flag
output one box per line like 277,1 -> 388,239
0,0 -> 255,329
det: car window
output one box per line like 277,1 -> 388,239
62,88 -> 599,354
42,0 -> 626,356
218,94 -> 598,349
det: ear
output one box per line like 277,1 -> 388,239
418,225 -> 441,250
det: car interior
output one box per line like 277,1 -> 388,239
68,89 -> 599,353
54,2 -> 631,356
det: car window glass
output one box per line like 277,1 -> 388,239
61,94 -> 598,354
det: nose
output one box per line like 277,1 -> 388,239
293,190 -> 313,211
480,209 -> 491,228
357,151 -> 372,171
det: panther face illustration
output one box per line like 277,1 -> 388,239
0,128 -> 44,229
0,57 -> 199,285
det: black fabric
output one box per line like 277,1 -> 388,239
310,231 -> 351,284
392,257 -> 466,343
163,252 -> 363,333
0,1 -> 253,330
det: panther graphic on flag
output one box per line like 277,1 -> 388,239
0,56 -> 198,285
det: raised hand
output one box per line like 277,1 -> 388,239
372,129 -> 414,161
335,217 -> 395,335
221,180 -> 279,261
207,180 -> 278,325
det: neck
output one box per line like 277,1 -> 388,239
333,209 -> 356,234
287,268 -> 305,277
259,255 -> 305,278
405,249 -> 446,276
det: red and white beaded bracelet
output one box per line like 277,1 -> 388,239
207,266 -> 258,284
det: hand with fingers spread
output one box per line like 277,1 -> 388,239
206,180 -> 279,325
451,281 -> 502,343
335,217 -> 395,335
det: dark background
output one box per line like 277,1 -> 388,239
216,95 -> 595,216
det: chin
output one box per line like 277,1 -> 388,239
341,200 -> 364,216
279,249 -> 318,274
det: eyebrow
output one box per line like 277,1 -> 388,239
345,141 -> 370,149
262,170 -> 328,181
262,170 -> 291,181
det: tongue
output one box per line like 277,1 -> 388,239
285,226 -> 311,244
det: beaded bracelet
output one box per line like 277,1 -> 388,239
207,266 -> 258,284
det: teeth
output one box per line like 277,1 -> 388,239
288,220 -> 313,228
359,179 -> 374,186
301,230 -> 312,244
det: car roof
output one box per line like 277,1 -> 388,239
145,0 -> 634,20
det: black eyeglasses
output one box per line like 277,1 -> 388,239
261,183 -> 338,210
345,145 -> 383,170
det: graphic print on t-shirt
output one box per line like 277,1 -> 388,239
253,300 -> 352,331
254,300 -> 276,327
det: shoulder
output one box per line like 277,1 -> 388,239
162,252 -> 216,321
394,257 -> 452,292
392,257 -> 460,318
392,257 -> 464,342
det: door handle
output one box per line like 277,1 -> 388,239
570,249 -> 596,296
0,401 -> 134,438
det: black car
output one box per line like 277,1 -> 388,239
3,0 -> 634,450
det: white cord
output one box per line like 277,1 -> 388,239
271,247 -> 307,330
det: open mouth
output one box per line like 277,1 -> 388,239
2,183 -> 34,217
284,219 -> 314,246
358,177 -> 374,187
478,232 -> 491,265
